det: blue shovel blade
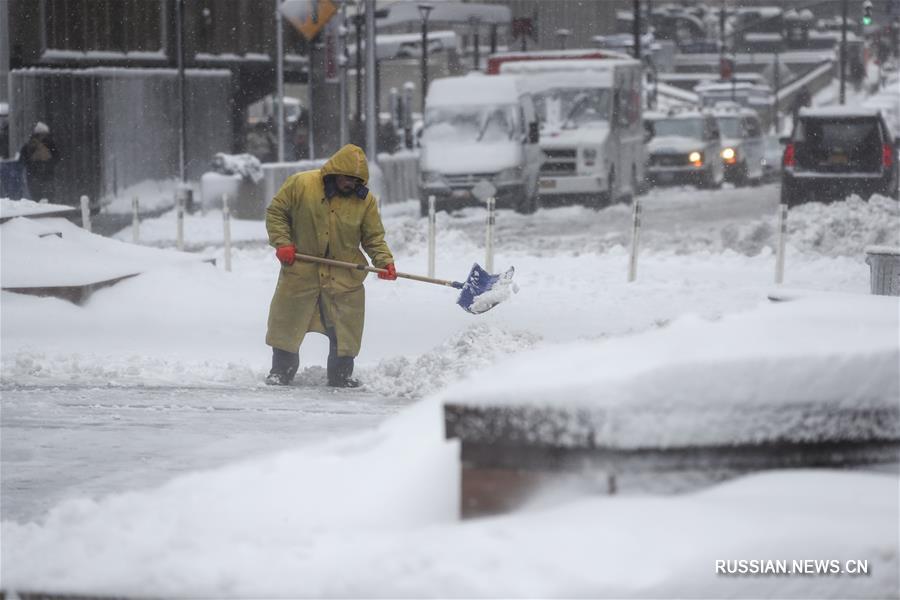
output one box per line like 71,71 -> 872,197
456,263 -> 516,315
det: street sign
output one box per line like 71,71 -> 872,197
281,0 -> 339,41
472,179 -> 496,202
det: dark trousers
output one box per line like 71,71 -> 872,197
326,327 -> 354,386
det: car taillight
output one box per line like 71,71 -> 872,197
783,143 -> 795,167
883,144 -> 894,168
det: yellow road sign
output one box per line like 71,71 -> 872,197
284,0 -> 339,41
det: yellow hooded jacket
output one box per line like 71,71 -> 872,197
265,144 -> 393,357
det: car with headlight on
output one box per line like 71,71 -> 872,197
645,108 -> 725,188
712,102 -> 765,186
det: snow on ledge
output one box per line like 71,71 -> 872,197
1,216 -> 212,288
441,292 -> 900,447
1,198 -> 76,220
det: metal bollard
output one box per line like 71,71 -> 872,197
80,195 -> 91,232
775,203 -> 788,284
176,192 -> 185,251
485,196 -> 496,273
132,196 -> 140,244
628,198 -> 642,282
428,195 -> 436,278
222,194 -> 232,272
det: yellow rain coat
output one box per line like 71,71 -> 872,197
265,144 -> 394,357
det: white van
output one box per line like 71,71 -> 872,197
499,57 -> 644,207
418,73 -> 542,215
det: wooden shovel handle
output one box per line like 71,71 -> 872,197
295,253 -> 463,289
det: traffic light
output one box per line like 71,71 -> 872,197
862,0 -> 874,25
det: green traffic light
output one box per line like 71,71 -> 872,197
862,15 -> 872,24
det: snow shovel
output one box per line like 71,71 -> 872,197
294,253 -> 516,314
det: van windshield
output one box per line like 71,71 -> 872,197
423,105 -> 520,142
533,88 -> 611,128
651,117 -> 705,139
716,117 -> 742,138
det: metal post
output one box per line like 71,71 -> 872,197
485,196 -> 495,273
773,46 -> 781,133
355,13 -> 363,138
176,0 -> 186,182
176,192 -> 185,251
132,196 -> 140,243
365,0 -> 377,160
419,4 -> 433,114
775,203 -> 788,284
307,46 -> 315,160
633,0 -> 641,60
840,0 -> 848,105
275,0 -> 285,162
428,195 -> 436,278
223,194 -> 232,273
339,2 -> 349,147
472,18 -> 481,69
628,198 -> 642,282
80,195 -> 91,232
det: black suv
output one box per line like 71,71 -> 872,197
781,107 -> 899,205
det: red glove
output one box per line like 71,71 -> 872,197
275,244 -> 296,265
378,263 -> 397,280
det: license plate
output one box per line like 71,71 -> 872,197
539,179 -> 557,189
451,190 -> 472,200
829,153 -> 848,165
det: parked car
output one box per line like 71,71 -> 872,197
711,102 -> 765,185
645,108 -> 725,188
781,107 -> 900,205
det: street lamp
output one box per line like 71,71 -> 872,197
418,3 -> 434,114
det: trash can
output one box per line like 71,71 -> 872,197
865,246 -> 900,296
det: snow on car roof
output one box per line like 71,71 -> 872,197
426,74 -> 523,107
799,105 -> 884,118
500,60 -> 615,90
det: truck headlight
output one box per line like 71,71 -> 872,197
688,151 -> 703,166
495,166 -> 523,183
721,147 -> 737,164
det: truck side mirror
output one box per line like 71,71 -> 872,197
528,121 -> 539,144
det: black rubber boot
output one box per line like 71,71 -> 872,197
266,347 -> 299,386
326,328 -> 360,388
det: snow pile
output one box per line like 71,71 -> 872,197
719,194 -> 899,258
362,323 -> 539,399
211,152 -> 264,183
102,178 -> 186,214
0,197 -> 75,219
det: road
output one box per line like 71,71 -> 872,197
1,385 -> 412,523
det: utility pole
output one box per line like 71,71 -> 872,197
633,0 -> 641,60
175,0 -> 186,182
840,0 -> 848,104
419,3 -> 434,114
365,0 -> 377,160
275,0 -> 285,162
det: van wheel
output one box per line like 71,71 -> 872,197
595,169 -> 614,210
419,196 -> 444,217
515,192 -> 538,215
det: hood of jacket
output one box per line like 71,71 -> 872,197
321,144 -> 370,185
